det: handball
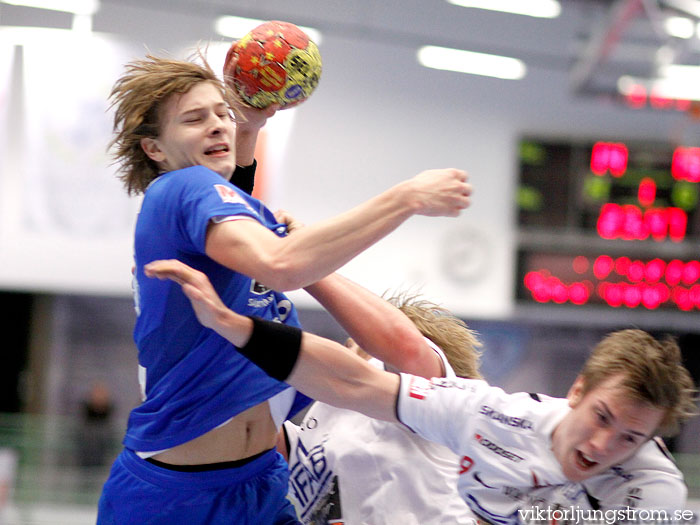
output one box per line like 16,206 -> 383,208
224,20 -> 322,109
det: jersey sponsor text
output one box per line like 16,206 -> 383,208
479,405 -> 533,431
474,434 -> 524,463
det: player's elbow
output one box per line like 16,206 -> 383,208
386,325 -> 437,378
253,255 -> 311,291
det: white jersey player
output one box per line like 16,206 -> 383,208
398,375 -> 686,524
283,344 -> 477,525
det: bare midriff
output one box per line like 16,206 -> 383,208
152,401 -> 277,465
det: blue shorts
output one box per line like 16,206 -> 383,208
97,448 -> 300,525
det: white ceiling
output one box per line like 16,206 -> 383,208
2,0 -> 699,106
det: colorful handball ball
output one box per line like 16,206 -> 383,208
224,20 -> 322,109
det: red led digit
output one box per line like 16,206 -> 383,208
590,142 -> 628,176
672,147 -> 700,182
623,284 -> 642,308
569,282 -> 589,305
604,283 -> 624,307
655,283 -> 670,303
644,208 -> 668,241
622,205 -> 646,240
645,259 -> 665,282
667,208 -> 687,242
609,143 -> 628,176
641,285 -> 662,309
672,287 -> 693,311
682,261 -> 700,285
666,260 -> 684,286
627,260 -> 645,282
591,142 -> 609,175
593,255 -> 614,279
615,256 -> 631,276
597,203 -> 623,239
638,177 -> 656,208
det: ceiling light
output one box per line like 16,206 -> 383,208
418,45 -> 526,80
658,63 -> 700,80
664,16 -> 694,39
446,0 -> 560,18
214,16 -> 322,45
618,73 -> 700,102
648,79 -> 700,101
1,0 -> 99,15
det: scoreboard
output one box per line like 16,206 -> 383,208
516,138 -> 700,312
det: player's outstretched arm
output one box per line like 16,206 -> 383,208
206,168 -> 471,291
304,273 -> 444,378
144,259 -> 400,421
272,208 -> 444,378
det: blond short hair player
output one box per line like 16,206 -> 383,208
280,288 -> 483,523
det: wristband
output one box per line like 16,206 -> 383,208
230,159 -> 257,195
239,316 -> 302,381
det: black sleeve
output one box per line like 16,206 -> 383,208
230,159 -> 257,195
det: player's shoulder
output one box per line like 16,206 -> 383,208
619,437 -> 684,475
472,389 -> 568,439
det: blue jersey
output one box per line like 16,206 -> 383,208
124,165 -> 309,452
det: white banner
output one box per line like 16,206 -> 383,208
0,42 -> 15,220
20,31 -> 138,237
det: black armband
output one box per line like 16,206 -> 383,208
230,159 -> 257,195
239,316 -> 302,381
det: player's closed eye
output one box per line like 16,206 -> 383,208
622,434 -> 638,445
595,410 -> 609,426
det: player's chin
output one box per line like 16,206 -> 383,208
205,159 -> 236,179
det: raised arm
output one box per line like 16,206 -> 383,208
304,273 -> 444,378
232,102 -> 278,169
144,259 -> 400,421
206,168 -> 471,291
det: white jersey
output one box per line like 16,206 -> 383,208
397,375 -> 687,525
283,340 -> 478,525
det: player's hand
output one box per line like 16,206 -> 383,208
224,46 -> 280,132
274,209 -> 305,234
406,168 -> 471,217
235,101 -> 280,134
144,259 -> 228,332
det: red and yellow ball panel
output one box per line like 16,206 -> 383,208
225,21 -> 322,109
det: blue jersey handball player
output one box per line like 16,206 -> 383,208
97,52 -> 471,525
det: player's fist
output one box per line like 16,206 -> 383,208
408,168 -> 471,217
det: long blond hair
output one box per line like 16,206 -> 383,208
109,52 -> 241,195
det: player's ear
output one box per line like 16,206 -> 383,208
141,137 -> 166,163
567,376 -> 585,408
